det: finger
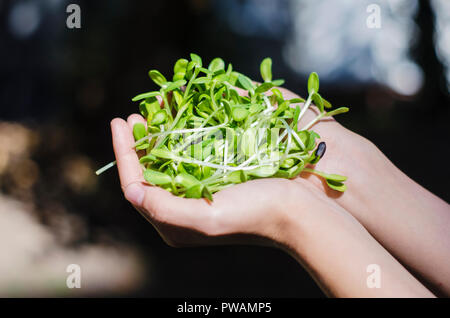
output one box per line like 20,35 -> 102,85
112,117 -> 215,232
111,118 -> 146,205
127,113 -> 146,130
141,187 -> 215,232
276,86 -> 302,100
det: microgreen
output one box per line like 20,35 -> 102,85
96,55 -> 349,199
260,58 -> 272,82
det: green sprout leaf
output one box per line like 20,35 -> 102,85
260,57 -> 272,82
150,148 -> 176,160
144,169 -> 172,185
237,74 -> 254,92
139,154 -> 157,163
271,88 -> 283,100
132,91 -> 160,102
139,97 -> 161,118
193,77 -> 210,84
255,82 -> 274,94
323,98 -> 332,108
173,72 -> 186,81
132,123 -> 147,141
271,79 -> 285,86
289,97 -> 306,103
248,165 -> 278,178
303,167 -> 347,192
97,55 -> 349,198
151,110 -> 168,126
307,72 -> 319,94
174,58 -> 189,74
202,186 -> 213,201
232,108 -> 249,122
185,184 -> 203,198
174,172 -> 201,189
326,179 -> 347,192
223,171 -> 243,184
208,58 -> 225,72
190,53 -> 202,67
149,70 -> 167,87
326,107 -> 349,117
312,93 -> 324,113
165,80 -> 187,91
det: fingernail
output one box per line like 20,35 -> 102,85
125,183 -> 145,206
315,141 -> 326,158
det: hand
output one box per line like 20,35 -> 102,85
271,87 -> 371,196
111,114 -> 321,248
276,87 -> 450,296
110,113 -> 434,297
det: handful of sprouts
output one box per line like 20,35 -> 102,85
97,54 -> 349,200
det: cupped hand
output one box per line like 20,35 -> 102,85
277,88 -> 450,297
109,86 -> 447,297
110,86 -> 369,248
111,114 -> 334,248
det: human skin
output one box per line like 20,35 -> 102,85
109,86 -> 448,297
274,87 -> 450,296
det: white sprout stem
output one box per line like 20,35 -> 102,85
250,120 -> 260,128
172,126 -> 223,154
296,93 -> 313,127
182,109 -> 224,139
134,122 -> 226,147
168,155 -> 276,171
193,105 -> 224,130
210,80 -> 219,111
204,155 -> 214,163
223,138 -> 228,172
302,113 -> 324,131
201,149 -> 271,186
170,107 -> 226,152
263,95 -> 275,113
154,104 -> 225,148
170,103 -> 190,129
281,118 -> 305,150
277,129 -> 288,144
283,131 -> 292,164
284,153 -> 310,160
161,92 -> 173,121
237,153 -> 258,168
95,160 -> 116,175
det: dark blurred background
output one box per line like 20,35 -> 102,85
0,0 -> 448,297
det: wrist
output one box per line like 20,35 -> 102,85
268,180 -> 351,255
274,187 -> 367,282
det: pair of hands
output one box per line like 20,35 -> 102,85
111,87 -> 358,247
111,86 -> 449,297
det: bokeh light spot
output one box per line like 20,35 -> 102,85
8,2 -> 41,38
